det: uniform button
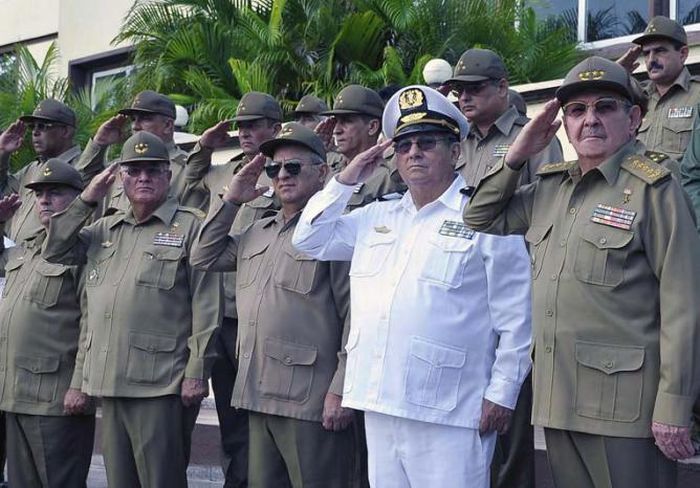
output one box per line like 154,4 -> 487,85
147,254 -> 154,260
604,360 -> 613,369
599,238 -> 607,245
243,353 -> 250,359
284,356 -> 293,364
104,312 -> 111,318
560,240 -> 566,247
32,366 -> 38,372
568,207 -> 576,214
545,346 -> 552,353
550,274 -> 558,281
148,346 -> 156,352
545,309 -> 553,317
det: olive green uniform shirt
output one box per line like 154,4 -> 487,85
463,141 -> 700,437
457,106 -> 564,187
0,227 -> 93,416
191,197 -> 350,422
42,197 -> 222,398
638,68 -> 700,160
6,146 -> 84,242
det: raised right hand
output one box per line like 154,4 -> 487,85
199,121 -> 232,149
0,120 -> 26,154
93,114 -> 130,146
617,45 -> 642,73
505,99 -> 562,170
0,193 -> 21,222
314,117 -> 337,152
81,163 -> 119,203
337,139 -> 393,186
222,153 -> 269,205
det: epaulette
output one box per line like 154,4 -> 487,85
177,206 -> 207,219
620,154 -> 670,185
513,114 -> 530,126
644,150 -> 669,165
536,161 -> 577,176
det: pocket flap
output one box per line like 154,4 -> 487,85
241,240 -> 269,260
525,224 -> 552,245
575,342 -> 644,374
15,355 -> 60,373
146,247 -> 185,261
5,257 -> 25,272
663,116 -> 693,134
34,260 -> 69,277
87,246 -> 116,263
284,248 -> 314,262
580,225 -> 634,249
263,338 -> 317,366
129,332 -> 177,353
428,234 -> 472,252
409,337 -> 466,368
362,233 -> 396,247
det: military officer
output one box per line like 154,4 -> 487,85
0,99 -> 95,242
42,131 -> 222,487
447,48 -> 563,190
294,94 -> 328,129
184,91 -> 284,487
618,16 -> 700,160
77,90 -> 199,212
191,123 -> 355,487
0,160 -> 94,487
464,56 -> 700,488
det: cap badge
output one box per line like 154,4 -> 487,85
134,143 -> 149,154
281,126 -> 294,136
399,89 -> 425,110
578,70 -> 605,81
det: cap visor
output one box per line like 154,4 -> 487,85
119,157 -> 171,164
446,75 -> 491,83
25,181 -> 83,191
259,138 -> 324,159
555,80 -> 633,103
394,123 -> 456,140
231,114 -> 266,122
119,108 -> 173,118
19,115 -> 73,126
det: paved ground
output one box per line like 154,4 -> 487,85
83,401 -> 700,487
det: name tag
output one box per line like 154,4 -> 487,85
153,232 -> 184,247
439,220 -> 475,239
590,204 -> 636,231
668,106 -> 693,118
492,144 -> 510,157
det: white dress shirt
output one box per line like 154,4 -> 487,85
293,174 -> 531,428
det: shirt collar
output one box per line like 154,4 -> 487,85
263,209 -> 300,232
39,145 -> 80,164
647,67 -> 691,95
394,173 -> 466,213
569,140 -> 637,186
467,106 -> 518,140
109,196 -> 179,228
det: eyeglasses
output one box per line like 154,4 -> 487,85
450,81 -> 494,97
28,122 -> 63,132
265,159 -> 319,179
393,135 -> 452,154
562,97 -> 631,119
120,165 -> 169,178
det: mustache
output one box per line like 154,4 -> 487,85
649,61 -> 663,70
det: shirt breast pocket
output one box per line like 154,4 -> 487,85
573,225 -> 634,287
274,248 -> 318,295
525,224 -> 553,280
86,246 -> 116,287
136,247 -> 184,290
24,260 -> 70,308
349,233 -> 396,278
418,235 -> 473,288
662,116 -> 693,155
260,337 -> 318,403
2,257 -> 25,298
237,241 -> 269,289
14,355 -> 61,403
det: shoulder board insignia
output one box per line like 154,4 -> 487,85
621,155 -> 670,184
514,114 -> 530,126
644,151 -> 669,164
178,206 -> 207,219
536,161 -> 577,176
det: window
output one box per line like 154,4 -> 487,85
676,1 -> 700,24
91,65 -> 134,111
68,47 -> 134,109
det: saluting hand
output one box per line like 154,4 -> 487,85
617,45 -> 642,73
222,153 -> 269,205
337,139 -> 393,186
0,193 -> 21,222
479,399 -> 513,435
63,388 -> 92,415
322,392 -> 354,431
81,163 -> 119,204
181,378 -> 209,407
314,117 -> 337,153
505,99 -> 562,170
93,114 -> 130,146
199,121 -> 232,150
0,120 -> 26,154
652,421 -> 696,460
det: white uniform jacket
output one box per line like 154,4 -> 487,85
292,174 -> 532,428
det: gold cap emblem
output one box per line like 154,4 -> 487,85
134,143 -> 149,154
281,126 -> 294,136
578,70 -> 605,81
42,166 -> 52,176
399,89 -> 425,110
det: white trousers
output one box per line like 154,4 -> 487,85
364,411 -> 496,488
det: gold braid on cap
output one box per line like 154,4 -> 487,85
395,117 -> 460,135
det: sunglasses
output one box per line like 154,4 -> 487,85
393,135 -> 452,154
120,165 -> 168,178
264,159 -> 319,179
562,97 -> 631,119
28,122 -> 64,132
450,81 -> 495,97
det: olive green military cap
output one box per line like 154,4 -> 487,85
119,90 -> 176,119
321,85 -> 384,118
633,16 -> 687,46
259,122 -> 326,160
294,95 -> 328,115
556,56 -> 635,104
25,158 -> 83,191
233,92 -> 283,122
508,89 -> 527,116
447,48 -> 508,83
20,99 -> 76,127
120,131 -> 170,164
